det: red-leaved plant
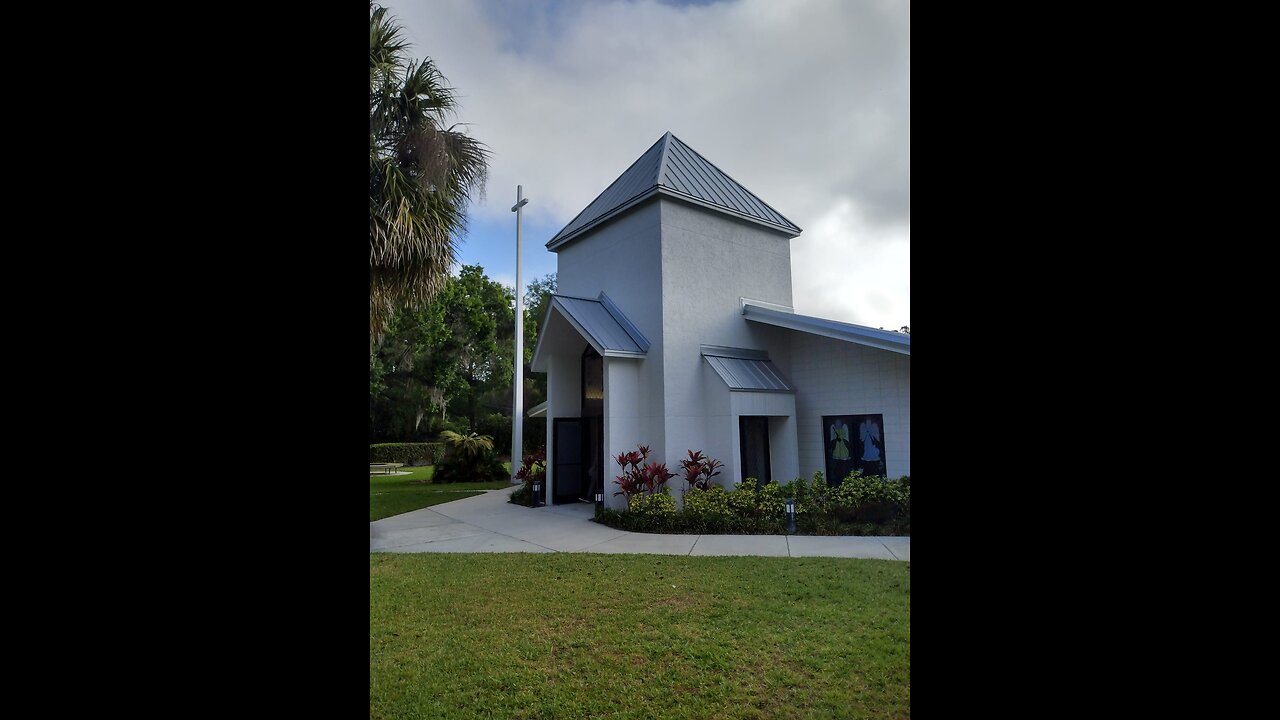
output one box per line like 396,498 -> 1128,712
514,446 -> 546,492
613,444 -> 675,500
679,449 -> 724,491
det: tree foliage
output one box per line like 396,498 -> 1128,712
370,2 -> 491,343
371,265 -> 515,447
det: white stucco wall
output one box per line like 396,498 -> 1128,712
555,201 -> 666,463
790,332 -> 911,479
602,358 -> 644,510
658,198 -> 797,476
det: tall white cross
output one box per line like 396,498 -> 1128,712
510,185 -> 529,484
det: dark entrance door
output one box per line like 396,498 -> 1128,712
552,417 -> 583,504
739,416 -> 771,489
581,347 -> 604,504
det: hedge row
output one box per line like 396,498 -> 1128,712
369,443 -> 446,465
596,472 -> 910,536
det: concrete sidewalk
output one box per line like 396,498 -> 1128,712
370,486 -> 909,561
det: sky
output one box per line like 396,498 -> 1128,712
383,0 -> 909,330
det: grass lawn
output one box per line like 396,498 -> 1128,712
370,554 -> 910,719
370,464 -> 513,521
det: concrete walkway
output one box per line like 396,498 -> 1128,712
370,486 -> 909,561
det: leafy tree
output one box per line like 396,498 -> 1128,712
370,266 -> 514,446
370,2 -> 491,344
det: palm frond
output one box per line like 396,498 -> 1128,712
369,3 -> 491,343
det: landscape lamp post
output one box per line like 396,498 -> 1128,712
785,497 -> 797,534
532,479 -> 542,508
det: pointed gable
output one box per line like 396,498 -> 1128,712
546,132 -> 802,250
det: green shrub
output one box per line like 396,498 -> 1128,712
628,491 -> 677,530
509,484 -> 530,505
369,442 -> 445,465
828,472 -> 907,523
682,487 -> 733,533
782,471 -> 828,516
590,469 -> 912,537
594,498 -> 675,532
727,482 -> 759,519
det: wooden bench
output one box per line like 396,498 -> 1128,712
369,463 -> 405,475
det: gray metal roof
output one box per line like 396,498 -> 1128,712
545,293 -> 650,357
701,345 -> 794,392
547,132 -> 802,250
740,299 -> 911,356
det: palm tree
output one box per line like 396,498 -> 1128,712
370,2 -> 491,345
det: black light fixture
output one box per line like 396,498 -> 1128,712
532,480 -> 542,507
594,490 -> 604,510
785,497 -> 797,534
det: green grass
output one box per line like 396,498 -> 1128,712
370,554 -> 910,719
370,465 -> 513,521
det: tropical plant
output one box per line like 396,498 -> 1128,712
678,449 -> 724,491
433,430 -> 507,483
439,430 -> 493,458
612,444 -> 676,501
370,1 -> 491,343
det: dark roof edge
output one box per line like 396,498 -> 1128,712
740,299 -> 911,356
547,187 -> 659,250
657,188 -> 802,235
699,344 -> 769,360
548,186 -> 800,252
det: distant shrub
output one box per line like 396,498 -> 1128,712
369,443 -> 445,465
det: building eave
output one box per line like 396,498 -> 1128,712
741,298 -> 911,355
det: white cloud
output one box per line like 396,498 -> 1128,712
791,199 -> 909,328
384,0 -> 910,326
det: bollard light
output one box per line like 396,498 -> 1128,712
785,497 -> 797,534
595,490 -> 604,510
532,480 -> 542,507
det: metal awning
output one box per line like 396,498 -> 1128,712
550,294 -> 649,355
530,292 -> 650,372
701,345 -> 793,392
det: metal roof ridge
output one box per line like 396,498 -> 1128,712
547,186 -> 660,249
663,133 -> 802,234
657,130 -> 673,184
597,291 -> 651,352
